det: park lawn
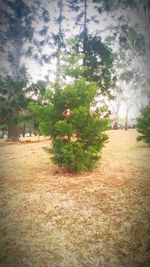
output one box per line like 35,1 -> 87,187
0,129 -> 150,267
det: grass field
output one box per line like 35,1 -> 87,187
0,129 -> 150,267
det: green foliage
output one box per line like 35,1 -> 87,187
0,75 -> 28,126
120,70 -> 134,83
28,101 -> 51,135
119,27 -> 145,56
80,33 -> 115,95
38,78 -> 109,173
136,103 -> 150,145
61,38 -> 87,79
50,139 -> 101,173
0,0 -> 50,76
0,75 -> 47,139
27,43 -> 111,172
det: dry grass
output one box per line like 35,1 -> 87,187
0,129 -> 150,267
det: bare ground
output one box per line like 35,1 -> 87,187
0,130 -> 150,267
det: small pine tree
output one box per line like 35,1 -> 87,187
29,40 -> 111,173
39,78 -> 109,173
136,103 -> 150,145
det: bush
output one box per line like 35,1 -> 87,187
136,103 -> 150,145
40,78 -> 109,173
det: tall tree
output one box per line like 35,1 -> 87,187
56,0 -> 64,78
94,0 -> 150,91
0,76 -> 46,141
0,0 -> 51,77
41,0 -> 68,81
0,75 -> 28,140
0,0 -> 33,77
0,0 -> 50,139
68,0 -> 115,96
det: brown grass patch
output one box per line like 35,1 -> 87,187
0,129 -> 150,267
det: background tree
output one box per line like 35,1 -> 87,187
117,0 -> 150,85
68,0 -> 115,96
55,0 -> 64,78
0,0 -> 33,77
108,33 -> 148,130
0,74 -> 46,141
109,86 -> 123,129
0,0 -> 50,140
94,0 -> 150,91
43,0 -> 70,81
0,75 -> 28,140
26,80 -> 47,137
0,0 -> 51,77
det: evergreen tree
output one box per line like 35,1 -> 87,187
0,0 -> 51,76
136,102 -> 150,145
50,0 -> 73,80
31,47 -> 110,173
0,74 -> 46,141
0,75 -> 28,140
0,0 -> 33,77
40,78 -> 109,173
27,80 -> 47,136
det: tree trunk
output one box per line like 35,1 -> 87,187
83,0 -> 88,67
125,109 -> 129,131
23,122 -> 26,137
8,107 -> 19,141
113,114 -> 119,129
83,0 -> 87,33
56,0 -> 63,79
113,120 -> 118,130
144,1 -> 150,83
13,3 -> 23,79
113,105 -> 120,129
8,124 -> 19,141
